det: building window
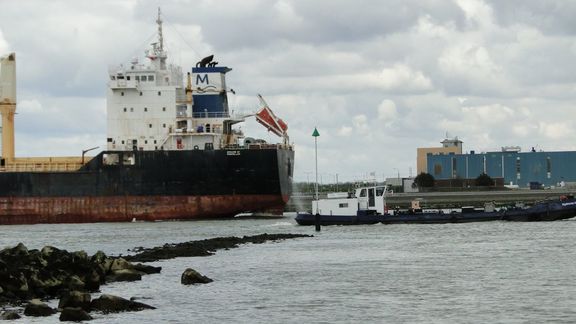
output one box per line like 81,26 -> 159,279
434,164 -> 442,176
516,157 -> 521,180
451,157 -> 457,178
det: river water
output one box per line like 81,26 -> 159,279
1,215 -> 575,323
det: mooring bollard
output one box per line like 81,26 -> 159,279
315,213 -> 321,232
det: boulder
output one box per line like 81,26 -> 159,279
1,272 -> 29,299
106,269 -> 142,282
133,263 -> 162,274
0,311 -> 21,320
181,268 -> 213,285
59,307 -> 93,322
63,275 -> 85,291
91,294 -> 155,313
58,290 -> 91,311
23,299 -> 56,317
84,269 -> 102,292
109,258 -> 133,272
10,243 -> 29,257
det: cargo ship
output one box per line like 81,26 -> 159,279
0,10 -> 294,225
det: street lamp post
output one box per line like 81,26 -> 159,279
312,127 -> 320,202
312,127 -> 321,231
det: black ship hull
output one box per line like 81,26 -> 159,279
0,147 -> 294,224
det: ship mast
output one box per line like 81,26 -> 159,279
156,7 -> 164,55
147,7 -> 167,70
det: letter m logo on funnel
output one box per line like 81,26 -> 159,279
196,74 -> 209,85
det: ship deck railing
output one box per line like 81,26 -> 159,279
0,157 -> 87,172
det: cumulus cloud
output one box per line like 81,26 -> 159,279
377,99 -> 398,122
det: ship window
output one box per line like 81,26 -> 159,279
376,187 -> 385,197
130,107 -> 134,112
360,189 -> 367,197
123,107 -> 127,112
135,76 -> 140,81
103,153 -> 120,166
127,76 -> 131,81
144,107 -> 148,112
107,137 -> 113,143
121,92 -> 124,96
339,203 -> 349,208
162,107 -> 166,112
158,91 -> 161,96
149,124 -> 152,128
163,124 -> 166,128
121,140 -> 125,144
149,75 -> 154,81
145,140 -> 148,144
140,91 -> 143,96
110,76 -> 116,80
123,153 -> 136,166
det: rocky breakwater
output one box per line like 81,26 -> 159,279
0,242 -> 159,320
124,233 -> 313,262
0,233 -> 312,321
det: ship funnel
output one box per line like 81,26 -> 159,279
0,53 -> 16,161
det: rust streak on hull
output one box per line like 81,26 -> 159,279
0,195 -> 287,225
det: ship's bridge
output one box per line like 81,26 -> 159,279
108,62 -> 183,90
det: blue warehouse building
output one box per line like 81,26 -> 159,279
426,149 -> 576,188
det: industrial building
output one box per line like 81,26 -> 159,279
417,137 -> 462,174
426,144 -> 576,188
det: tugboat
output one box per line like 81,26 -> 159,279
0,9 -> 294,224
295,186 -> 576,225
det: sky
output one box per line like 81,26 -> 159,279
1,0 -> 576,183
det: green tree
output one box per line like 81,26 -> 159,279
414,172 -> 435,188
475,173 -> 495,186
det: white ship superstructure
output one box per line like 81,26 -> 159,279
106,9 -> 245,152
